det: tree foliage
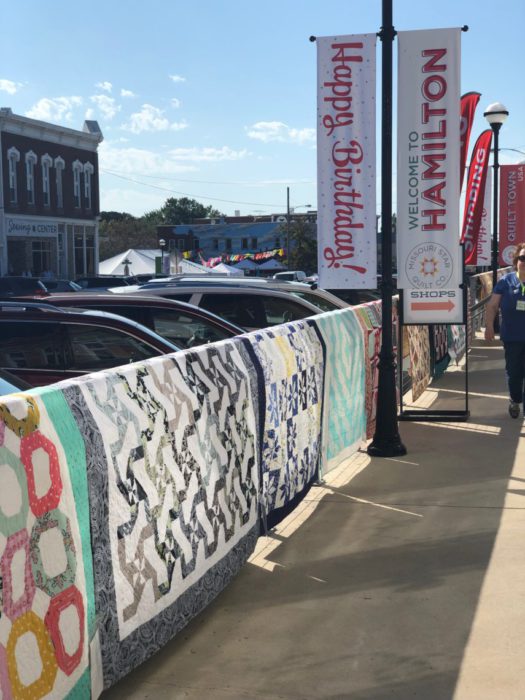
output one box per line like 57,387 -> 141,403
98,197 -> 224,259
282,219 -> 317,273
98,217 -> 157,259
143,197 -> 223,225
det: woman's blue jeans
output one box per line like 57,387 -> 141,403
503,341 -> 525,405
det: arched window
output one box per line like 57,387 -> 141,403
25,151 -> 37,205
41,154 -> 53,207
54,157 -> 65,208
72,159 -> 83,208
83,162 -> 94,210
7,147 -> 20,204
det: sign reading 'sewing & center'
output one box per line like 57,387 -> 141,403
397,28 -> 461,296
316,34 -> 377,289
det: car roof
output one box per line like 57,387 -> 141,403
121,279 -> 346,308
109,285 -> 329,314
39,293 -> 245,333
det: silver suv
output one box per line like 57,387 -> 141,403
109,278 -> 346,331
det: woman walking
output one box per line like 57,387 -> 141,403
485,242 -> 525,418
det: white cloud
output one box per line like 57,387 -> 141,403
85,108 -> 95,119
246,121 -> 315,145
170,97 -> 181,109
168,146 -> 249,162
96,81 -> 113,92
169,74 -> 186,83
121,104 -> 187,134
99,141 -> 198,176
26,96 -> 83,123
90,94 -> 120,120
120,88 -> 136,97
0,79 -> 23,95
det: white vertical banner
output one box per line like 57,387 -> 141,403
397,28 -> 461,292
316,34 -> 377,289
476,168 -> 492,266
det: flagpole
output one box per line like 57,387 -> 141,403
367,0 -> 407,457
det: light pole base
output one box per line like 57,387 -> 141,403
367,435 -> 407,458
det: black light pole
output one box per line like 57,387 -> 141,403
484,102 -> 509,290
368,0 -> 406,457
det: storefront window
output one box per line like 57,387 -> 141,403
74,229 -> 85,276
85,227 -> 95,274
32,240 -> 53,277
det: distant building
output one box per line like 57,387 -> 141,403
0,107 -> 103,278
156,211 -> 318,261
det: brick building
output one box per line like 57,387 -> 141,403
0,108 -> 103,278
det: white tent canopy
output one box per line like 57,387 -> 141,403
180,259 -> 209,274
257,258 -> 286,271
233,258 -> 259,270
211,262 -> 244,276
99,249 -> 161,276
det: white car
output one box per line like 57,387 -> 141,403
109,278 -> 347,331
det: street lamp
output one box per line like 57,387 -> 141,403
367,0 -> 406,457
159,238 -> 166,276
484,102 -> 509,289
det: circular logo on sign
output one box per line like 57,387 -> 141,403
405,242 -> 454,289
501,245 -> 516,266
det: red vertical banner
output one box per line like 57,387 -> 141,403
499,164 -> 525,265
460,129 -> 492,265
460,92 -> 481,192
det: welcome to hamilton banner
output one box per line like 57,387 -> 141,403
316,34 -> 377,289
397,28 -> 461,301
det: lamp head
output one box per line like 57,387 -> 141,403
484,102 -> 509,127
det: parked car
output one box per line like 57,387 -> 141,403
108,279 -> 347,331
75,276 -> 135,290
129,276 -> 346,312
0,368 -> 32,396
38,293 -> 244,349
0,301 -> 179,387
0,276 -> 48,297
38,279 -> 82,292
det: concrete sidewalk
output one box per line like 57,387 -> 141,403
103,337 -> 525,700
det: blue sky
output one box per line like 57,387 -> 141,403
2,0 -> 524,217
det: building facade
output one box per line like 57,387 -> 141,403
156,211 -> 318,262
0,108 -> 103,279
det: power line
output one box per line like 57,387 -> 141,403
102,167 -> 313,188
100,168 -> 309,209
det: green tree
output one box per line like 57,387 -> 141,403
144,197 -> 223,225
282,219 -> 317,273
99,217 -> 157,259
99,211 -> 134,223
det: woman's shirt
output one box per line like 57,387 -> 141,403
494,271 -> 525,342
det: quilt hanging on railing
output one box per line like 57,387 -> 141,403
240,321 -> 324,529
62,340 -> 261,690
0,390 -> 97,700
310,309 -> 366,474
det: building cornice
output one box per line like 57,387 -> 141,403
0,108 -> 103,151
